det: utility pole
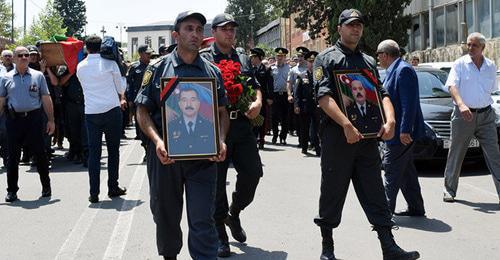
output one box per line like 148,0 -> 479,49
248,8 -> 255,48
100,26 -> 106,38
11,0 -> 14,42
23,0 -> 27,37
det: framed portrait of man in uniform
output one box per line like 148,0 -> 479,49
160,77 -> 220,160
332,69 -> 386,138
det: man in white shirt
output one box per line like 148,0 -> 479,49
76,35 -> 127,203
443,32 -> 500,204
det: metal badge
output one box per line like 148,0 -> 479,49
314,67 -> 323,81
141,70 -> 152,87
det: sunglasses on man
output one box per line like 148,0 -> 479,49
17,53 -> 30,58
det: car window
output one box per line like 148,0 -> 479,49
417,70 -> 451,98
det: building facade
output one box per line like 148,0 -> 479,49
126,21 -> 212,61
407,0 -> 500,65
256,15 -> 329,58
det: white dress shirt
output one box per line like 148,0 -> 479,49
356,102 -> 366,117
76,54 -> 126,114
183,115 -> 197,133
444,55 -> 497,108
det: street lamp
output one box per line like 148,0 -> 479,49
116,23 -> 127,46
100,26 -> 107,38
249,8 -> 255,48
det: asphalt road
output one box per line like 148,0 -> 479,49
0,129 -> 498,260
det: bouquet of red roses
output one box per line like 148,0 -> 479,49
216,59 -> 264,127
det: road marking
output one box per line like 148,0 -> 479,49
462,182 -> 498,198
55,139 -> 140,260
102,164 -> 146,260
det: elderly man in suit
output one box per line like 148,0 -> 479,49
377,39 -> 426,216
168,85 -> 215,155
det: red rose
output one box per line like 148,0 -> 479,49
231,62 -> 241,74
222,72 -> 235,82
233,83 -> 243,95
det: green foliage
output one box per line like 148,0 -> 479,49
16,0 -> 66,46
225,0 -> 282,49
0,0 -> 13,39
54,0 -> 87,36
276,0 -> 412,56
255,43 -> 274,57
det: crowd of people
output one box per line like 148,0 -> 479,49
1,6 -> 500,260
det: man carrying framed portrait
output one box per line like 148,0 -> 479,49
135,11 -> 229,260
312,8 -> 420,260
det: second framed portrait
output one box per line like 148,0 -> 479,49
332,69 -> 386,138
160,77 -> 220,160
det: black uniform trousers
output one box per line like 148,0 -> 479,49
253,104 -> 268,146
314,123 -> 393,229
65,101 -> 87,159
6,109 -> 50,192
298,111 -> 314,152
271,93 -> 289,140
215,116 -> 263,224
382,142 -> 425,214
146,142 -> 218,259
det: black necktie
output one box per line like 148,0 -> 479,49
188,121 -> 194,135
360,106 -> 366,117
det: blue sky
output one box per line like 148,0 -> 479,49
14,0 -> 228,41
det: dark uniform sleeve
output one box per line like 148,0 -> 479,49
134,64 -> 157,113
313,53 -> 336,100
265,67 -> 274,100
125,64 -> 136,101
294,77 -> 302,108
212,66 -> 228,107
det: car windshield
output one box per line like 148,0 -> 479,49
417,70 -> 451,98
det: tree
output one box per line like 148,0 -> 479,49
0,0 -> 14,39
54,0 -> 87,36
225,0 -> 281,49
277,0 -> 412,56
16,0 -> 66,46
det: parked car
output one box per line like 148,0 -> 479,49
379,66 -> 487,161
418,62 -> 454,73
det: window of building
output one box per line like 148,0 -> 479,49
466,0 -> 474,35
423,11 -> 430,48
158,36 -> 166,49
478,0 -> 491,37
494,0 -> 500,37
412,15 -> 421,51
446,4 -> 458,45
131,37 -> 138,55
434,7 -> 445,47
145,36 -> 152,47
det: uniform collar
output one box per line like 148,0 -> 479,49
335,40 -> 361,55
211,42 -> 238,60
171,49 -> 204,69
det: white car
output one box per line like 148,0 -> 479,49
491,71 -> 500,126
418,62 -> 454,73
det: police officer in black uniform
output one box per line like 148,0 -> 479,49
59,68 -> 88,166
313,9 -> 420,260
200,13 -> 264,257
250,47 -> 274,149
294,51 -> 320,156
126,44 -> 152,141
135,11 -> 229,260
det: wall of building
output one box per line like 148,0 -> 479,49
407,0 -> 500,64
126,30 -> 172,61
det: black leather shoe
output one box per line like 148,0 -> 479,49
217,241 -> 231,257
394,210 -> 425,217
163,256 -> 177,260
5,192 -> 18,202
225,214 -> 247,243
320,249 -> 336,260
88,195 -> 99,203
280,138 -> 287,145
272,136 -> 277,144
108,187 -> 127,198
41,186 -> 51,197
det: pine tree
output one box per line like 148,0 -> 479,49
53,0 -> 87,36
